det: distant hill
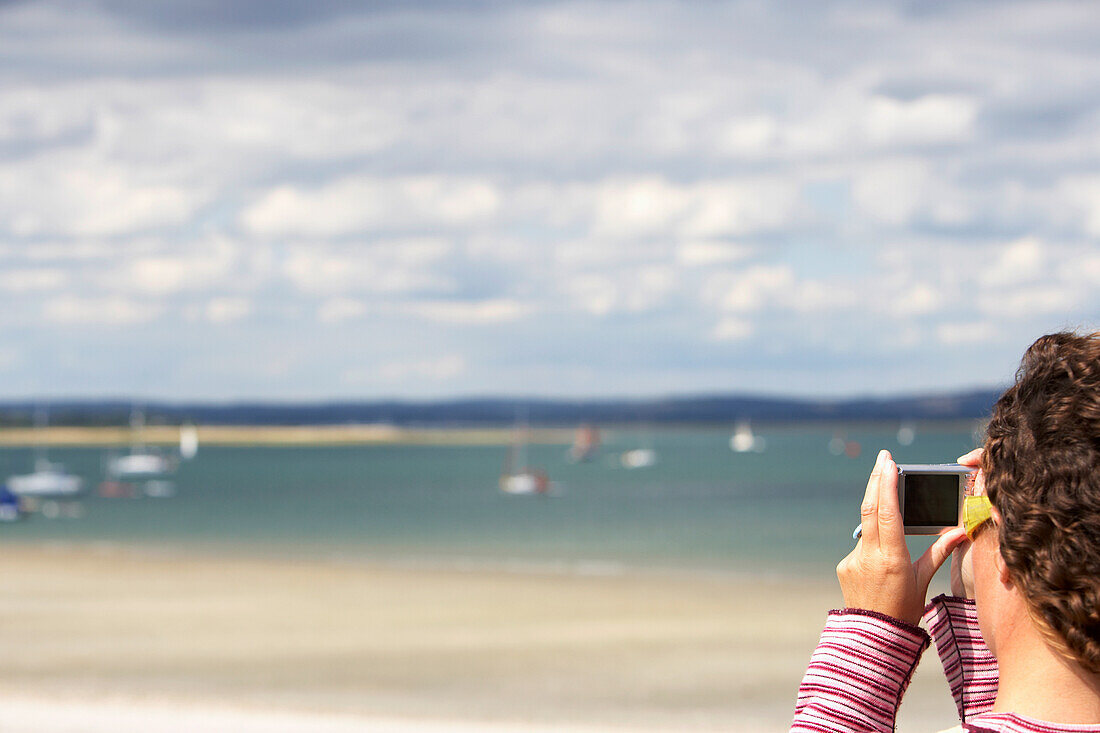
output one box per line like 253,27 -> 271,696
0,388 -> 1004,427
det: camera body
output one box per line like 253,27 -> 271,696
897,464 -> 975,535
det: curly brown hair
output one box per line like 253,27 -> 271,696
983,331 -> 1100,672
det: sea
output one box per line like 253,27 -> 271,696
0,423 -> 982,579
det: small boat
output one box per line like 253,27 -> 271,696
827,430 -> 861,459
566,423 -> 601,463
896,421 -> 916,446
106,408 -> 176,479
620,448 -> 657,469
8,460 -> 84,497
0,485 -> 21,522
142,479 -> 176,498
108,452 -> 173,478
500,411 -> 553,495
179,423 -> 199,460
7,408 -> 84,498
499,470 -> 551,495
730,420 -> 766,453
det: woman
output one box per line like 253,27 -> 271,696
791,331 -> 1100,732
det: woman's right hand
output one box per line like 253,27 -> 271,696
837,450 -> 967,624
950,448 -> 984,598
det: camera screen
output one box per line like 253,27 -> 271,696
903,474 -> 960,526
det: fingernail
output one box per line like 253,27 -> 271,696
877,449 -> 887,464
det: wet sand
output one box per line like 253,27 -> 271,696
0,543 -> 961,731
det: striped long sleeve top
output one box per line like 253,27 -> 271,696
791,595 -> 1100,733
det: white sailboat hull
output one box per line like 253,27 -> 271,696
500,473 -> 543,495
8,470 -> 83,497
109,453 -> 173,478
730,422 -> 766,453
621,448 -> 657,469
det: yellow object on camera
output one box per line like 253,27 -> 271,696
963,495 -> 993,540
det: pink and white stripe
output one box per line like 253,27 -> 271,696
791,608 -> 929,732
791,596 -> 1100,733
926,594 -> 999,723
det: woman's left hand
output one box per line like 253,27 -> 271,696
836,449 -> 969,625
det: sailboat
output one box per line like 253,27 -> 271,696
106,408 -> 174,479
179,423 -> 199,460
103,410 -> 197,498
620,447 -> 657,469
896,421 -> 916,447
620,425 -> 657,469
499,413 -> 552,495
566,423 -> 601,463
0,485 -> 21,521
730,419 -> 766,453
6,408 -> 84,498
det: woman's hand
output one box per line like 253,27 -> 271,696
837,449 -> 969,625
949,448 -> 984,599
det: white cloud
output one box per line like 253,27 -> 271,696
710,316 -> 754,342
317,296 -> 533,325
1057,175 -> 1100,237
121,238 -> 241,295
407,299 -> 532,324
865,94 -> 978,147
0,153 -> 209,238
937,321 -> 1000,346
204,297 -> 251,323
786,280 -> 859,313
890,282 -> 942,317
851,158 -> 934,226
559,265 -> 677,316
676,241 -> 753,267
282,239 -> 453,296
317,298 -> 368,324
978,237 -> 1046,288
42,296 -> 161,326
241,177 -> 500,237
564,273 -> 618,316
0,268 -> 68,293
718,116 -> 778,157
976,286 -> 1080,318
590,177 -> 800,240
375,354 -> 468,382
705,265 -> 795,314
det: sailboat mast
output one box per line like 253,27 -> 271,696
516,406 -> 529,470
33,405 -> 47,468
130,407 -> 146,454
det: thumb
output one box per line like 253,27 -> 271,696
914,527 -> 969,593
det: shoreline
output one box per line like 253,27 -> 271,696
0,536 -> 831,586
0,419 -> 984,447
0,424 -> 573,447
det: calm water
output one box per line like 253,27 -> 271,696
0,424 -> 980,578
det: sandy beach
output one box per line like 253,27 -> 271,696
0,424 -> 575,448
0,542 -> 964,732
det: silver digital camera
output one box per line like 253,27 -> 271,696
897,464 -> 975,535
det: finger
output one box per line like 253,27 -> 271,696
957,448 -> 983,467
836,544 -> 859,577
972,468 -> 987,496
859,450 -> 887,548
950,540 -> 972,598
876,454 -> 904,545
914,526 -> 969,592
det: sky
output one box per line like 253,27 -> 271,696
0,0 -> 1098,401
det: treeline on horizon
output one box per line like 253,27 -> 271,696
0,388 -> 1003,428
